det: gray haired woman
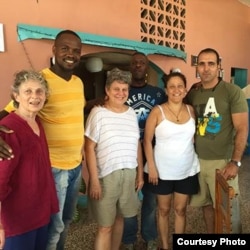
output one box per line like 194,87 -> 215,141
0,70 -> 58,250
84,68 -> 144,250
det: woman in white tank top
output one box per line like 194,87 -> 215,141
143,72 -> 200,250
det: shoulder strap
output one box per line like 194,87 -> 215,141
158,105 -> 166,120
186,104 -> 192,118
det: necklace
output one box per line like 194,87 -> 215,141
166,103 -> 183,122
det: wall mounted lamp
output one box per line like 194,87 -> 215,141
85,57 -> 103,72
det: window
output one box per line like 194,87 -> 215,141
140,0 -> 186,51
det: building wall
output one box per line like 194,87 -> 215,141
0,0 -> 250,107
185,0 -> 250,85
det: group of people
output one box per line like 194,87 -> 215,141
0,27 -> 248,250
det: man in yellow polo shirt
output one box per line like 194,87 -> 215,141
0,30 -> 85,250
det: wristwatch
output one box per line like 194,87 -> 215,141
230,160 -> 241,167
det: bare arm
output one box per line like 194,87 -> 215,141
0,110 -> 9,121
188,104 -> 196,120
221,112 -> 248,180
84,96 -> 106,115
143,107 -> 160,185
84,136 -> 102,200
0,202 -> 5,249
231,112 -> 249,161
0,110 -> 14,160
135,140 -> 144,191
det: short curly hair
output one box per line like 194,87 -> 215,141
106,68 -> 132,89
11,70 -> 49,108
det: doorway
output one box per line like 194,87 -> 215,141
74,51 -> 165,101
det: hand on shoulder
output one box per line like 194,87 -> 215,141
0,126 -> 14,160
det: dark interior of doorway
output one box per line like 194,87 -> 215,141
74,52 -> 132,102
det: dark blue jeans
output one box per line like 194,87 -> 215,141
4,225 -> 48,250
122,174 -> 157,244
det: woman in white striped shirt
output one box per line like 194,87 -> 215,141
84,68 -> 144,250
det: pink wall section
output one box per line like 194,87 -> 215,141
0,0 -> 250,108
185,0 -> 250,85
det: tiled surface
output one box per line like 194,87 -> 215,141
65,155 -> 250,250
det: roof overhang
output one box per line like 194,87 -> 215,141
17,23 -> 186,61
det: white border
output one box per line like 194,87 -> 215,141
0,23 -> 5,52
